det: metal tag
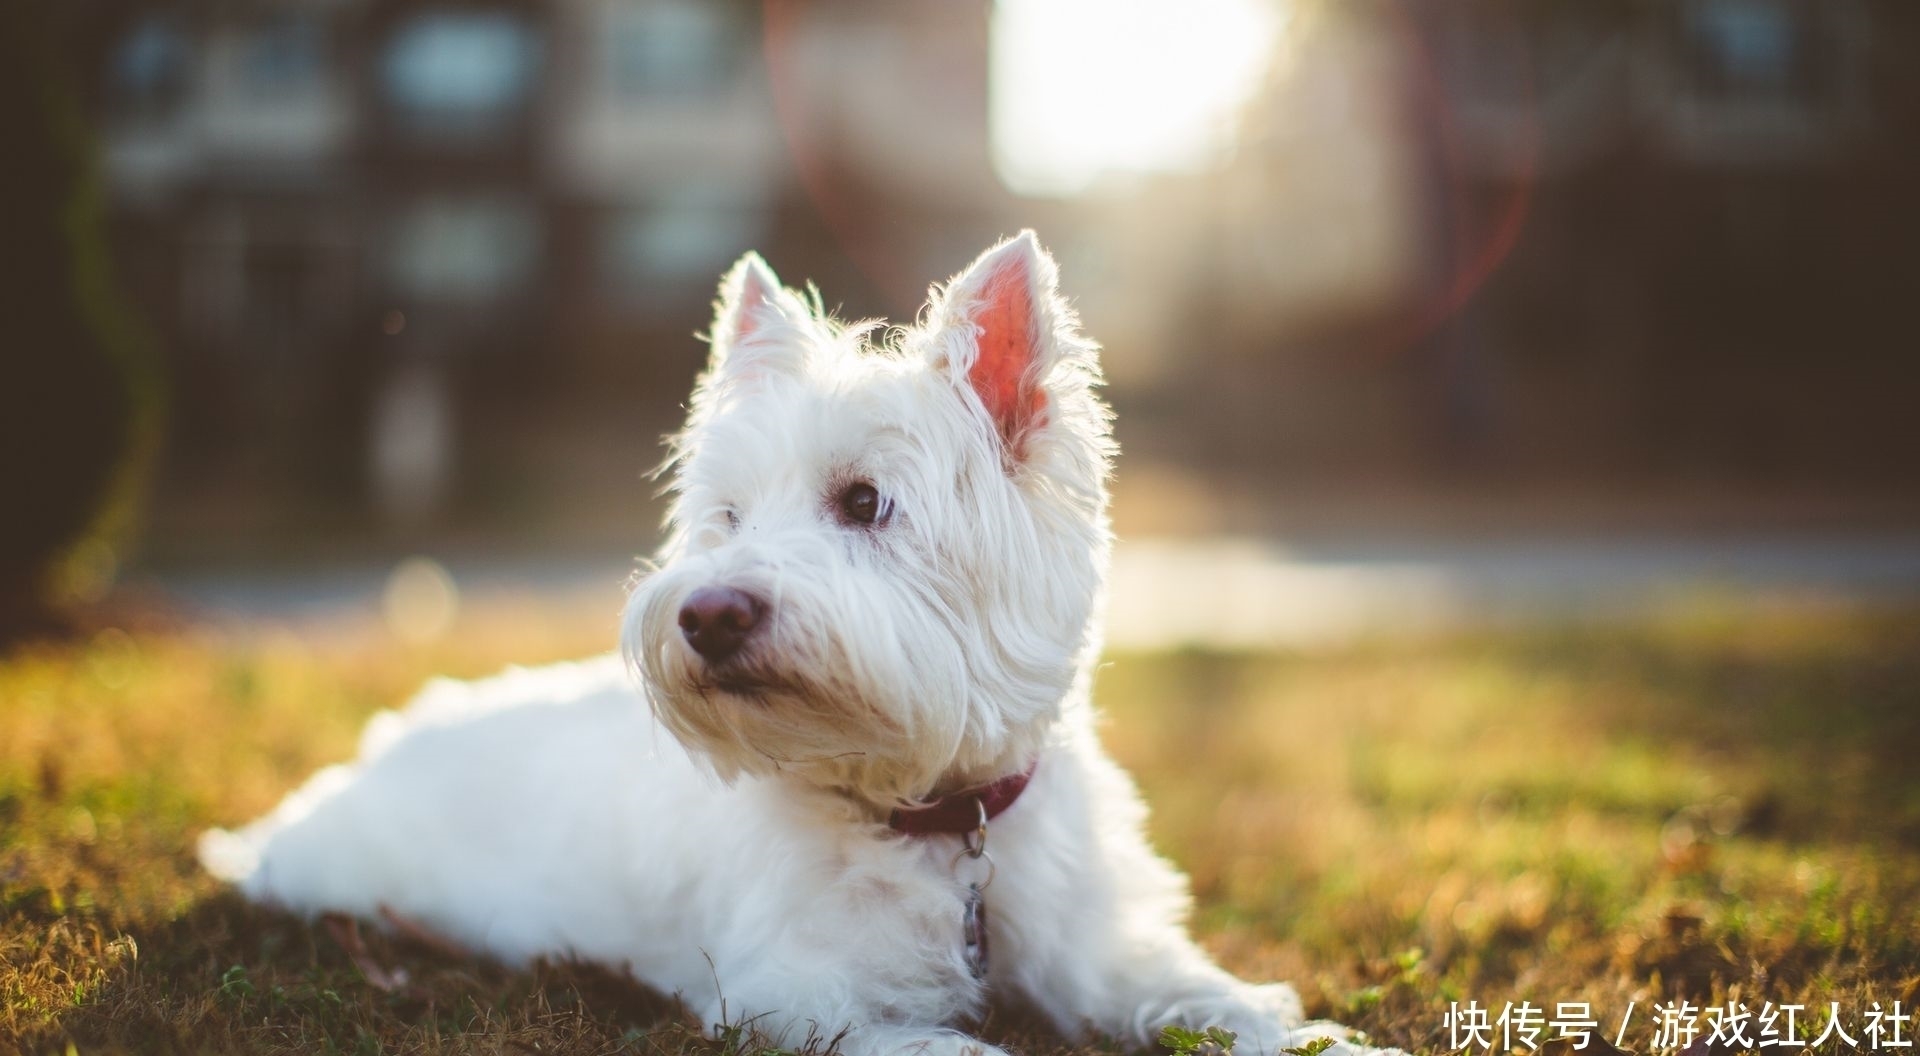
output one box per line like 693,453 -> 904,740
961,882 -> 989,979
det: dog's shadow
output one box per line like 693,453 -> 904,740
52,892 -> 1116,1054
51,892 -> 679,1049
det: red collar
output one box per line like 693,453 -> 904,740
888,763 -> 1037,836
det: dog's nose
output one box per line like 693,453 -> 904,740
677,586 -> 763,663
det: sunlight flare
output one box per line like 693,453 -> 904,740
992,0 -> 1286,197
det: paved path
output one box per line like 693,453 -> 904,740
145,535 -> 1920,650
1105,536 -> 1920,647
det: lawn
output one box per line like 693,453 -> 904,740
3,596 -> 1917,1054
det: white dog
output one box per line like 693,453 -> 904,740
201,233 -> 1392,1056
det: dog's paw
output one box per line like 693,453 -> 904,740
1154,984 -> 1401,1056
1240,981 -> 1305,1029
838,1026 -> 1009,1056
1274,1020 -> 1406,1056
1155,981 -> 1303,1052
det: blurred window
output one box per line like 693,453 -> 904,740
387,197 -> 541,302
382,11 -> 542,133
600,191 -> 763,296
605,3 -> 739,99
239,14 -> 327,98
1683,0 -> 1808,100
110,15 -> 192,117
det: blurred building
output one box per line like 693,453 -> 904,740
93,0 -> 1920,550
1066,0 -> 1920,488
99,0 -> 1011,537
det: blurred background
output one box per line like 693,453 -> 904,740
8,0 -> 1920,645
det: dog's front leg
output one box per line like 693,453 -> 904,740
996,747 -> 1395,1056
823,1024 -> 1012,1056
685,989 -> 1011,1056
1004,854 -> 1386,1056
677,874 -> 1011,1056
1007,892 -> 1326,1056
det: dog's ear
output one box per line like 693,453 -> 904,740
703,252 -> 811,387
926,231 -> 1085,463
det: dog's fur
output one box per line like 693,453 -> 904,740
200,234 -> 1391,1056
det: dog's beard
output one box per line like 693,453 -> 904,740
686,657 -> 802,700
620,562 -> 974,807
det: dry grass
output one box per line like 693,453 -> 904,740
3,596 -> 1918,1054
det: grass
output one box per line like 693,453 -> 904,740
3,596 -> 1919,1054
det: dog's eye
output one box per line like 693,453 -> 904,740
836,482 -> 885,526
723,508 -> 741,531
